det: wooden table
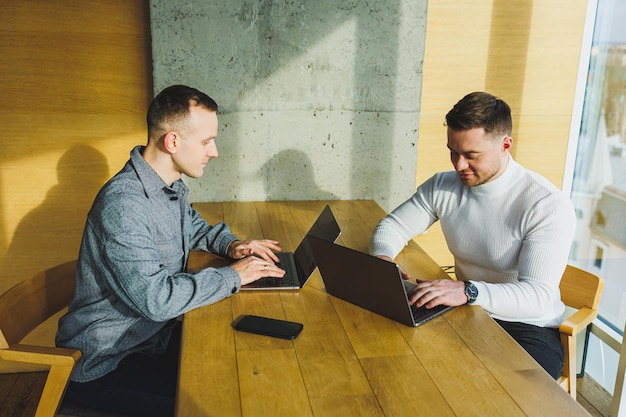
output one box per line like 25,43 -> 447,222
177,200 -> 589,417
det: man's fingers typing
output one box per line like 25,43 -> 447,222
230,256 -> 285,286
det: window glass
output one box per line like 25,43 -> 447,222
570,0 -> 626,335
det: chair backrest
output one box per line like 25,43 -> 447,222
559,264 -> 604,310
0,260 -> 77,346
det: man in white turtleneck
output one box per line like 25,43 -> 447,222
369,91 -> 575,379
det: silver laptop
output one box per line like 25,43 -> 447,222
242,205 -> 341,290
306,236 -> 453,326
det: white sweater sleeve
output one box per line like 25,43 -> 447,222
369,177 -> 439,258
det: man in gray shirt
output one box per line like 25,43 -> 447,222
56,85 -> 285,417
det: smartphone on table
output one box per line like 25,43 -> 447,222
233,315 -> 303,340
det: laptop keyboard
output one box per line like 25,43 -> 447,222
252,252 -> 299,287
410,303 -> 449,322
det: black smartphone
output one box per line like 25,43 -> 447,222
233,315 -> 303,340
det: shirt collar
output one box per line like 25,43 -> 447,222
130,145 -> 188,199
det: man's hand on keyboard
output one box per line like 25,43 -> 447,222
228,239 -> 282,264
230,255 -> 286,286
407,279 -> 467,309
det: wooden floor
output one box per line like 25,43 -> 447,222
578,373 -> 614,417
0,371 -> 130,417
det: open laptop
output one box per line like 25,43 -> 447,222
306,236 -> 453,326
242,205 -> 341,290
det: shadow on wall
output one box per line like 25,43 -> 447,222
151,0 -> 410,207
260,149 -> 338,201
0,145 -> 109,292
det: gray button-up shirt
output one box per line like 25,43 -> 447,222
56,146 -> 241,382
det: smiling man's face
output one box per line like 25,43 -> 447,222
447,126 -> 512,187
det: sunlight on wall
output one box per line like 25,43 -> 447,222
237,18 -> 359,111
200,19 -> 362,202
0,151 -> 62,248
151,1 -> 425,211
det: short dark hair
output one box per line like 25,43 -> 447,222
445,92 -> 512,138
147,85 -> 218,139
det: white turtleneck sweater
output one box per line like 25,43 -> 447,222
370,157 -> 576,328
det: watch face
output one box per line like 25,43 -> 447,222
464,282 -> 478,303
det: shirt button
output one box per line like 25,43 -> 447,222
231,286 -> 237,294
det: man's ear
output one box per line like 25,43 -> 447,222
502,136 -> 513,152
163,132 -> 178,153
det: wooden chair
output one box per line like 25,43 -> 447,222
557,264 -> 604,399
0,260 -> 81,417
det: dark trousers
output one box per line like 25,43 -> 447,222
65,322 -> 181,417
495,319 -> 564,379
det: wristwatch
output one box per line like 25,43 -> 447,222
463,281 -> 478,304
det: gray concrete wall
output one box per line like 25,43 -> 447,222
150,0 -> 426,212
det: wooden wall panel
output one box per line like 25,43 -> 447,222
0,0 -> 152,330
415,0 -> 588,266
